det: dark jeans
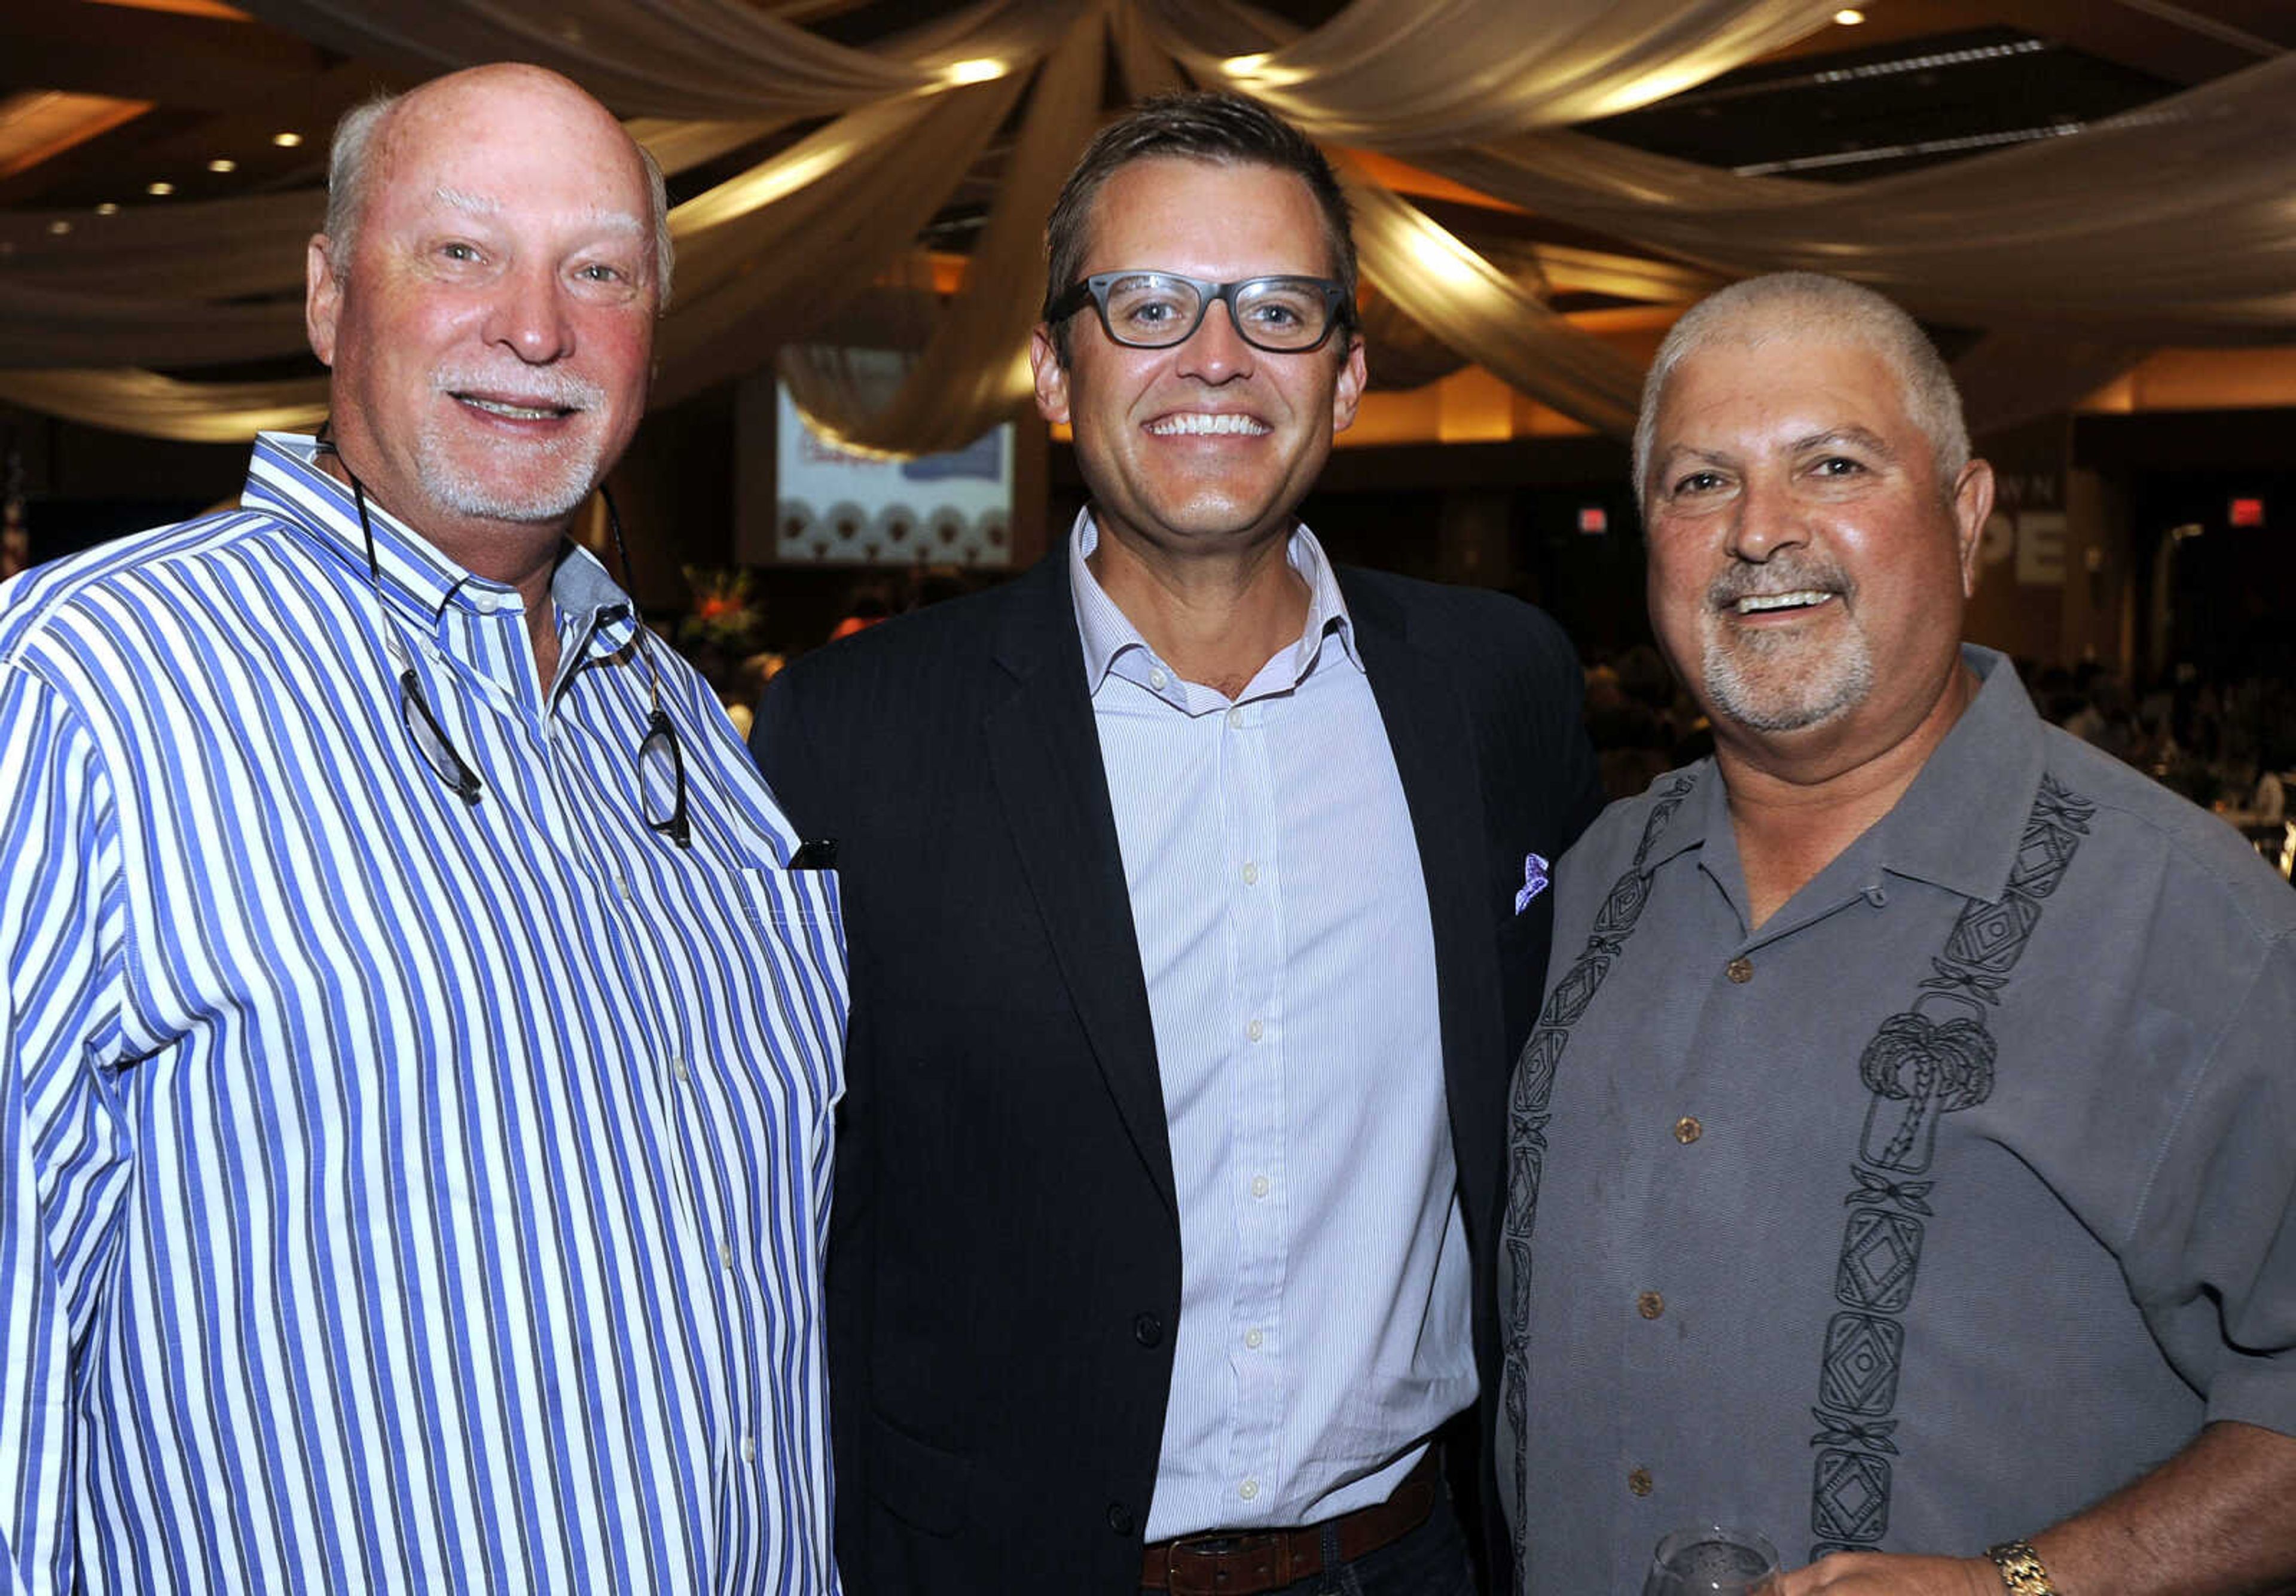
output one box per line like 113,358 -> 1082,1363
1140,1483 -> 1480,1596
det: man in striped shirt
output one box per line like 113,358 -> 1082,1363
0,65 -> 847,1592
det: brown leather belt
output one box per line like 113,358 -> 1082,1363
1138,1448 -> 1443,1596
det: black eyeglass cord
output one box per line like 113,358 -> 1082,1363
312,423 -> 691,847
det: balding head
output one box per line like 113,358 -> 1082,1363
1634,273 -> 1965,511
323,65 -> 673,306
304,62 -> 665,563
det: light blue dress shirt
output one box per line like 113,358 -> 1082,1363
1068,512 -> 1471,1540
0,434 -> 847,1592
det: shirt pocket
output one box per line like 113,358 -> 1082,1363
722,862 -> 850,1112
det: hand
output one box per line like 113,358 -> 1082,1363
1774,1552 -> 2002,1596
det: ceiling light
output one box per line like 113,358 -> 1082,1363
208,157 -> 236,173
273,131 -> 303,148
942,58 -> 1003,84
48,219 -> 72,236
146,181 -> 174,196
1834,7 -> 1866,22
94,202 -> 118,216
1217,51 -> 1306,87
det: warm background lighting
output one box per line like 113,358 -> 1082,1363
1834,8 -> 1866,22
271,131 -> 303,147
145,180 -> 173,196
207,157 -> 236,173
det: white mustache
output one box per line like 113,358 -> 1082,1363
430,367 -> 604,411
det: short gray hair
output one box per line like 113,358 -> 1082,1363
320,87 -> 675,306
1633,271 -> 1966,509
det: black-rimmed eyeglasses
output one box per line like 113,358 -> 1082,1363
1048,271 -> 1352,353
319,429 -> 691,849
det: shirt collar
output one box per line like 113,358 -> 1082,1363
1655,645 -> 2047,906
1065,507 -> 1362,696
1861,644 -> 2048,903
242,431 -> 638,656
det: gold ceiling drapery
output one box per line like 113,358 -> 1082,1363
1426,50 -> 2296,337
1341,161 -> 1645,435
4,0 -> 2295,450
0,369 -> 326,443
1140,0 -> 1847,147
778,3 -> 1107,456
230,0 -> 1064,118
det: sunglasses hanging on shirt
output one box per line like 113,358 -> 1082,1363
315,425 -> 691,849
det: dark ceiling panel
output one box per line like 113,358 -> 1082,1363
1586,26 -> 2181,182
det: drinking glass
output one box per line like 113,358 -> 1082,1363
1641,1524 -> 1782,1596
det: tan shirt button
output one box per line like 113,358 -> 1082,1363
1628,1467 -> 1653,1497
1726,957 -> 1753,984
1674,1116 -> 1703,1145
1638,1292 -> 1665,1320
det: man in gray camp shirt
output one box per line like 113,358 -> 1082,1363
1500,273 -> 2296,1596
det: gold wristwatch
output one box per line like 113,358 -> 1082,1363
1986,1540 -> 2057,1595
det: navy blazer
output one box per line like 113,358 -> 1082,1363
754,542 -> 1601,1594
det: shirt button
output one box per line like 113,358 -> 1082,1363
1226,707 -> 1244,730
1241,862 -> 1259,886
1244,1328 -> 1264,1350
1629,1467 -> 1653,1497
718,1241 -> 734,1270
615,876 -> 634,904
1248,1019 -> 1265,1043
1149,668 -> 1169,690
1239,1478 -> 1260,1502
1132,1311 -> 1164,1347
740,1436 -> 757,1463
1726,956 -> 1753,984
1251,1175 -> 1271,1199
671,1051 -> 690,1085
1638,1292 -> 1665,1320
1674,1116 -> 1702,1145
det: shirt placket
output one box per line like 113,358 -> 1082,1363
1224,696 -> 1289,1512
548,642 -> 756,1585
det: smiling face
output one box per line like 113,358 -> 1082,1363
306,66 -> 658,560
1641,334 -> 1990,762
1030,157 -> 1365,565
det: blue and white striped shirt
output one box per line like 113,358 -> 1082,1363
0,434 -> 847,1593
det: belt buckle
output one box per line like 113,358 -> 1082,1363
1160,1530 -> 1288,1596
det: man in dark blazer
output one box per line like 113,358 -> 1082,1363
755,92 -> 1602,1596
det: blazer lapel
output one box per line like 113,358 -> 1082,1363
982,553 -> 1178,1219
1340,573 -> 1506,1228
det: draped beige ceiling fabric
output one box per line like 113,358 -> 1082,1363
777,4 -> 1108,454
1427,51 -> 2296,338
232,0 -> 1070,118
5,0 -> 2295,450
1340,160 -> 1645,435
1141,0 -> 1848,148
0,370 -> 327,443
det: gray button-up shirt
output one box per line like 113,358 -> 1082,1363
1499,647 -> 2296,1593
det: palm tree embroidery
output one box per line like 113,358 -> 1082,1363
1857,1011 -> 1996,1172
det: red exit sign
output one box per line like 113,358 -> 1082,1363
2230,496 -> 2266,527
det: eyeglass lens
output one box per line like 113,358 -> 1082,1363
639,709 -> 690,847
399,669 -> 483,805
1094,273 -> 1341,351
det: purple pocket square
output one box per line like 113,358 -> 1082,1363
1514,852 -> 1550,914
